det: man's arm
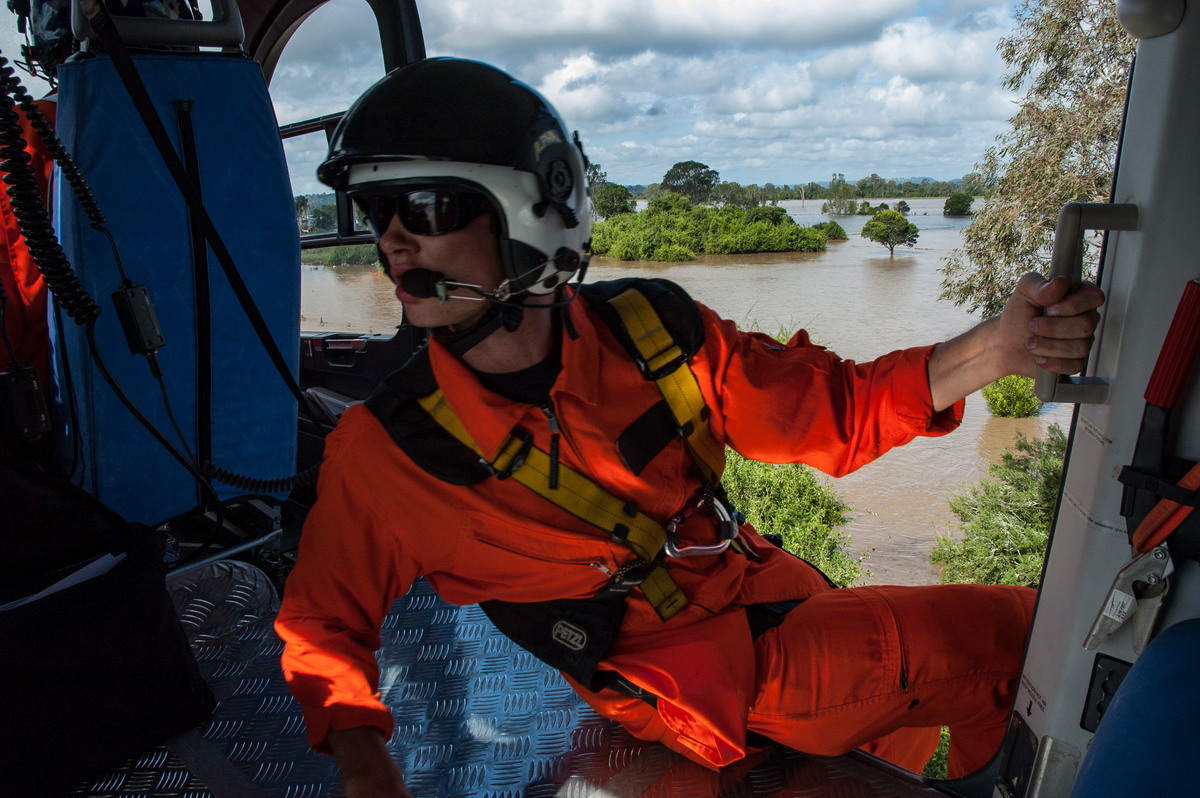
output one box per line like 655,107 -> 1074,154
928,273 -> 1104,412
328,726 -> 412,798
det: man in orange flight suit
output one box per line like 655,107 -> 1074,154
275,58 -> 1104,797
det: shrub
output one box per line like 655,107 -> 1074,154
301,244 -> 380,266
982,375 -> 1043,417
591,199 -> 827,260
812,220 -> 847,240
723,450 -> 865,587
943,192 -> 974,216
648,242 -> 695,261
930,425 -> 1066,587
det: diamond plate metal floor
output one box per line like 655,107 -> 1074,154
61,559 -> 952,797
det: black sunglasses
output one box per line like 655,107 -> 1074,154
352,187 -> 493,237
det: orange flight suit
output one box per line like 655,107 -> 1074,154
276,285 -> 1032,777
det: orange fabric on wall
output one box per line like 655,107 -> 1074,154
0,98 -> 56,396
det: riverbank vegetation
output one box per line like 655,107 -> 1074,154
723,450 -> 865,587
931,425 -> 1066,586
627,170 -> 983,207
591,193 -> 838,262
301,244 -> 378,267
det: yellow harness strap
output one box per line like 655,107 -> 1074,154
607,288 -> 725,482
414,284 -> 731,623
418,389 -> 689,620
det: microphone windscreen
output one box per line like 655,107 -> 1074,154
400,268 -> 445,298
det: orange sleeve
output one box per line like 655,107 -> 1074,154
690,304 -> 964,477
274,407 -> 428,753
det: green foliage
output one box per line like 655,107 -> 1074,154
723,450 -> 864,587
593,183 -> 635,219
301,244 -> 380,266
943,192 -> 974,216
308,204 -> 336,232
924,728 -> 951,779
661,160 -> 720,205
895,200 -> 910,215
856,200 -> 891,215
812,220 -> 847,240
860,209 -> 920,255
591,197 -> 828,261
940,0 -> 1136,318
982,375 -> 1044,417
821,173 -> 858,215
930,425 -> 1066,587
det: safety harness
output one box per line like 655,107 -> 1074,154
364,278 -> 748,688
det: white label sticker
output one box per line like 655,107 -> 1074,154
1102,589 -> 1136,623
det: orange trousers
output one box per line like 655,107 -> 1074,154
747,583 -> 1036,777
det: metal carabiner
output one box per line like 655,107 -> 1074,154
664,496 -> 739,558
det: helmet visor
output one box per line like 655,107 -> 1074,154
351,186 -> 492,237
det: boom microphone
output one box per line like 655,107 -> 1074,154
400,268 -> 448,299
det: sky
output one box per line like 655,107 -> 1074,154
1,0 -> 1022,193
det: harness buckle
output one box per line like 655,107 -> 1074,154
664,495 -> 739,558
486,430 -> 534,480
639,342 -> 689,381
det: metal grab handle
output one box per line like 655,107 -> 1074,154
1034,202 -> 1138,404
73,0 -> 245,50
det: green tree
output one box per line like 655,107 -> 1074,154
941,0 -> 1136,318
294,195 -> 310,229
586,160 -> 607,189
592,183 -> 635,219
896,200 -> 911,215
712,181 -> 757,209
821,173 -> 858,215
943,193 -> 974,216
959,173 -> 985,195
660,160 -> 720,205
309,204 -> 336,232
861,209 -> 919,255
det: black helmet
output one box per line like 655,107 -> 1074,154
319,57 -> 591,296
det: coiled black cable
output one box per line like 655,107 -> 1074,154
203,462 -> 320,494
0,56 -> 100,324
1,48 -> 319,513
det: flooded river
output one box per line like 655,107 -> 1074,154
300,197 -> 1069,585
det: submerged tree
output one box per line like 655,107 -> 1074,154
861,209 -> 919,255
940,0 -> 1136,318
944,192 -> 974,216
821,173 -> 857,215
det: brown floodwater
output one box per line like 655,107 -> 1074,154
300,198 -> 1069,585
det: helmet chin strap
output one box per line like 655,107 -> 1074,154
431,299 -> 525,357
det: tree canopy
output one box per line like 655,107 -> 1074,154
940,0 -> 1136,317
821,173 -> 858,215
944,193 -> 974,216
661,160 -> 720,205
593,183 -> 635,219
861,209 -> 919,255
